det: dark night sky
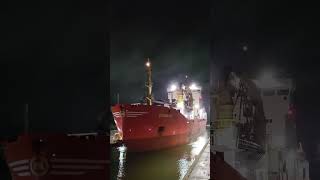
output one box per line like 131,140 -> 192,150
110,1 -> 210,105
2,2 -> 108,135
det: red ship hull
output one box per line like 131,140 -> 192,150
4,133 -> 109,180
111,104 -> 207,152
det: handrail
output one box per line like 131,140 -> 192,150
237,138 -> 264,153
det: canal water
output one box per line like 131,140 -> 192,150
111,129 -> 209,180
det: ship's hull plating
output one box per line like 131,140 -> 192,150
4,134 -> 109,180
211,152 -> 247,180
111,104 -> 207,152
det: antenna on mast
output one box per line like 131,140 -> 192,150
145,58 -> 153,105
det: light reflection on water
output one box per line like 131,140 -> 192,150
191,136 -> 207,156
117,146 -> 127,178
111,130 -> 208,180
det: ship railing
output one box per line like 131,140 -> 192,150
237,138 -> 264,154
131,103 -> 142,105
153,100 -> 171,107
68,133 -> 98,136
130,102 -> 171,107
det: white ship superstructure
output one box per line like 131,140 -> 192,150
211,71 -> 309,180
167,83 -> 207,120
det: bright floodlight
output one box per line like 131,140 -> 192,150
170,84 -> 177,91
146,61 -> 150,67
189,83 -> 198,90
177,101 -> 184,109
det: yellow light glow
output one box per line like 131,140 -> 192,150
146,62 -> 150,67
177,101 -> 184,109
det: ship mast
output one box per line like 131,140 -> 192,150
145,58 -> 153,105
